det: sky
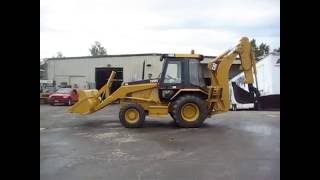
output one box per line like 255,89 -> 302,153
40,0 -> 280,59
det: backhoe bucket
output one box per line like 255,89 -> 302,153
68,89 -> 100,115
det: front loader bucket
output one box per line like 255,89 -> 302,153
68,89 -> 100,115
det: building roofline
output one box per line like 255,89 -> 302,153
46,53 -> 162,60
45,53 -> 217,61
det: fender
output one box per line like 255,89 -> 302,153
169,88 -> 208,101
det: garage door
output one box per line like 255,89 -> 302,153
95,67 -> 123,93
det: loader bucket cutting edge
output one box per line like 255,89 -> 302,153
68,89 -> 101,115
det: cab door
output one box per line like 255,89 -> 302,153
159,59 -> 186,101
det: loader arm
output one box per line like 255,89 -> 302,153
207,37 -> 259,114
68,71 -> 158,115
93,83 -> 158,112
98,71 -> 116,99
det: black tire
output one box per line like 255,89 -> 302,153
169,112 -> 175,120
171,95 -> 208,128
119,104 -> 145,128
50,102 -> 55,106
169,112 -> 178,126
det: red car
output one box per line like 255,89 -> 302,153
48,88 -> 79,106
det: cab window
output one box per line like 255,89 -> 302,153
189,59 -> 205,88
164,61 -> 181,83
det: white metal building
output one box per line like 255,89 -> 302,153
45,53 -> 241,90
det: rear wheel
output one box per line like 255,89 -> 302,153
169,112 -> 177,126
119,104 -> 145,128
171,95 -> 208,128
169,112 -> 174,119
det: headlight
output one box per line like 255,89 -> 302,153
63,95 -> 69,98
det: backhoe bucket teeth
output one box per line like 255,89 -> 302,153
68,90 -> 100,115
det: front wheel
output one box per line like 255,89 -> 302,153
169,112 -> 178,126
171,95 -> 208,128
119,104 -> 145,128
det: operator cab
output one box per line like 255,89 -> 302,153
159,54 -> 206,101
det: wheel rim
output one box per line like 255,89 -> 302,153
181,103 -> 200,122
125,109 -> 140,124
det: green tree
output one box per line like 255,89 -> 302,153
273,47 -> 280,53
259,43 -> 270,57
250,39 -> 258,53
52,52 -> 64,58
250,39 -> 261,58
250,39 -> 270,61
89,41 -> 107,56
56,52 -> 64,58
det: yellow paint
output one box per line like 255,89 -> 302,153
180,103 -> 200,122
237,37 -> 255,84
148,106 -> 168,116
68,71 -> 159,115
130,88 -> 161,103
207,36 -> 257,113
125,109 -> 140,124
121,88 -> 168,117
174,54 -> 203,60
98,71 -> 116,98
68,89 -> 100,115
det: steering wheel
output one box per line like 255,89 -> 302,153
165,74 -> 176,80
165,75 -> 178,83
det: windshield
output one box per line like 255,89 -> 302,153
56,88 -> 72,94
164,61 -> 182,83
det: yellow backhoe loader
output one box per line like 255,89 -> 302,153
68,37 -> 260,128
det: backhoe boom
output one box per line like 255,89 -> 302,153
207,37 -> 259,114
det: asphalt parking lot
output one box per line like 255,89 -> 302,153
40,104 -> 280,180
